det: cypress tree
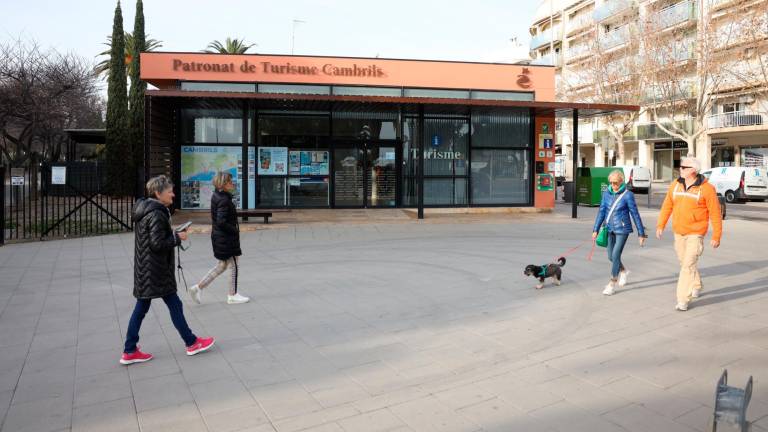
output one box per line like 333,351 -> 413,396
105,1 -> 131,195
128,0 -> 146,184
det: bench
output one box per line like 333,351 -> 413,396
236,209 -> 290,224
236,210 -> 273,224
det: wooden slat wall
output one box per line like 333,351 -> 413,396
147,96 -> 175,179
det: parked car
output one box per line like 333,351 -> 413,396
613,165 -> 652,194
700,166 -> 768,203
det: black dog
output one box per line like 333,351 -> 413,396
524,257 -> 566,289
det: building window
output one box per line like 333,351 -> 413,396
180,108 -> 247,144
180,82 -> 256,93
471,149 -> 530,204
332,86 -> 402,97
403,88 -> 471,99
258,84 -> 331,95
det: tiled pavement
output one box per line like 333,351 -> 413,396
0,206 -> 767,432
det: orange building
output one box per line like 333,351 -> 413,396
141,52 -> 634,214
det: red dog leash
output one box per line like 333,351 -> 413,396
553,238 -> 597,262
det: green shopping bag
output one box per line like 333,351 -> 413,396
595,225 -> 608,247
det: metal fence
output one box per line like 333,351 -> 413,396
1,162 -> 135,244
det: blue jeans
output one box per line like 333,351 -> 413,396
124,293 -> 197,353
606,232 -> 629,279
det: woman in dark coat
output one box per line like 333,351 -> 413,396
121,175 -> 214,365
189,171 -> 249,304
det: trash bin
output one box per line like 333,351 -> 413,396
577,167 -> 615,206
563,181 -> 574,203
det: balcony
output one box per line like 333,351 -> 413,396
594,0 -> 636,22
531,53 -> 563,67
635,120 -> 693,140
566,13 -> 594,35
565,43 -> 592,61
598,26 -> 630,51
530,28 -> 563,50
643,82 -> 697,103
650,1 -> 697,31
708,111 -> 767,129
710,0 -> 740,10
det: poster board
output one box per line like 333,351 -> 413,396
258,147 -> 288,175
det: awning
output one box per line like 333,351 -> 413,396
146,89 -> 639,118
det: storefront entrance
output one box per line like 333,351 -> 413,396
332,140 -> 400,208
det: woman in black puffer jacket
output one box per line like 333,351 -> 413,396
120,175 -> 215,365
189,171 -> 250,305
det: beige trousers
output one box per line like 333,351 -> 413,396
674,234 -> 704,304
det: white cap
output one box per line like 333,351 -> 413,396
680,155 -> 701,173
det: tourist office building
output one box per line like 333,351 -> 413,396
140,52 -> 634,212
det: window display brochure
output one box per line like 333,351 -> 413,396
258,147 -> 288,175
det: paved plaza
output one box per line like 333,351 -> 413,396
0,205 -> 767,432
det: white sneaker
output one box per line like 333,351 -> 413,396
227,293 -> 250,304
189,284 -> 202,304
675,302 -> 688,311
692,289 -> 701,298
603,281 -> 616,296
618,270 -> 629,287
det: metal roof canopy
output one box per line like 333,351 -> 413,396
146,90 -> 639,118
64,129 -> 106,144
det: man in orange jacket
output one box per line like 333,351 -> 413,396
656,156 -> 722,311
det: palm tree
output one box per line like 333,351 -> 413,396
204,37 -> 256,54
95,31 -> 162,77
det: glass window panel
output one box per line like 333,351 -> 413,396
424,178 -> 467,205
332,86 -> 402,97
181,82 -> 256,92
180,108 -> 245,143
470,91 -> 534,101
288,178 -> 329,207
471,149 -> 530,204
423,118 -> 469,176
257,177 -> 287,207
258,116 -> 329,138
403,88 -> 470,99
471,110 -> 531,148
258,84 -> 331,95
332,111 -> 398,140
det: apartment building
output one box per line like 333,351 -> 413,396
530,0 -> 768,181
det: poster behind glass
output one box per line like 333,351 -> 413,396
180,146 -> 255,210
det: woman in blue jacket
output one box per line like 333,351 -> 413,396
592,169 -> 648,295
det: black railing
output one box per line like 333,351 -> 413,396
1,161 -> 135,244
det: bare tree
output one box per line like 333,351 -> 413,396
560,22 -> 645,165
0,39 -> 104,167
640,0 -> 733,157
725,1 -> 768,114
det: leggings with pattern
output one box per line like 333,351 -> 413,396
198,256 -> 238,295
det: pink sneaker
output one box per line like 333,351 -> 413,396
120,348 -> 153,365
186,337 -> 215,356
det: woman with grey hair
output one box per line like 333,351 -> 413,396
189,171 -> 250,304
592,169 -> 647,296
120,175 -> 215,365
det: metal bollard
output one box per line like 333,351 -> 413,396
712,369 -> 752,432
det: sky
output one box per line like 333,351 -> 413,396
1,0 -> 538,66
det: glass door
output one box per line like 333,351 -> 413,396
366,144 -> 397,207
333,145 -> 364,207
332,141 -> 399,207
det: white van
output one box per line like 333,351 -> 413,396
700,166 -> 768,203
613,165 -> 652,194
